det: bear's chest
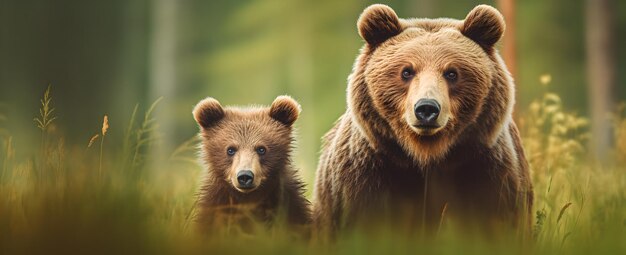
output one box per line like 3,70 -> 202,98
373,154 -> 501,213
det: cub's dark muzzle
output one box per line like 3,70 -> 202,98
236,170 -> 254,189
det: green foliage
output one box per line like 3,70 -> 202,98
122,97 -> 163,174
0,103 -> 7,137
33,85 -> 56,132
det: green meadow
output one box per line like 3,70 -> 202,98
0,84 -> 624,254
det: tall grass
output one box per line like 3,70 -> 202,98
0,84 -> 625,254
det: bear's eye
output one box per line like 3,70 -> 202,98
401,68 -> 415,80
256,146 -> 267,155
443,70 -> 458,81
227,147 -> 237,156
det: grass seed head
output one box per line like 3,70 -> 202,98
102,115 -> 109,136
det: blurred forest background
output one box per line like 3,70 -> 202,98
1,0 -> 626,253
1,0 -> 625,180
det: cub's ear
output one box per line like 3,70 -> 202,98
193,97 -> 225,129
357,4 -> 403,46
269,95 -> 301,127
461,5 -> 505,51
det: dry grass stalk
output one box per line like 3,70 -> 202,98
88,134 -> 99,148
99,115 -> 108,180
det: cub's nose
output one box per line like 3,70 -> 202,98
236,170 -> 255,189
414,99 -> 441,126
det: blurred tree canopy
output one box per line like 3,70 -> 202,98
1,0 -> 625,175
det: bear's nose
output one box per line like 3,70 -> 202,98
237,170 -> 255,188
414,99 -> 441,126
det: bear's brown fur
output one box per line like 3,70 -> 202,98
313,4 -> 533,236
193,96 -> 311,234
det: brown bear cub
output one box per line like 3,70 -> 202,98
193,95 -> 310,234
313,4 -> 533,237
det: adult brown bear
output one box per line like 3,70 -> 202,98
312,4 -> 533,237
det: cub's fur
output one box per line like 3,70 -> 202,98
193,96 -> 311,234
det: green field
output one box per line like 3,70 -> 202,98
1,86 -> 625,254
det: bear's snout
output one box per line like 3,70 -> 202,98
236,170 -> 255,189
414,99 -> 441,127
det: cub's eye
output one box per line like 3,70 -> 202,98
256,146 -> 267,155
443,70 -> 458,81
227,147 -> 237,156
401,68 -> 415,80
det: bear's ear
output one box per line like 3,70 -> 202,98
193,97 -> 225,129
357,4 -> 403,46
269,95 -> 300,127
461,5 -> 505,51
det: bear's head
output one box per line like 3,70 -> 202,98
349,4 -> 514,164
193,96 -> 300,193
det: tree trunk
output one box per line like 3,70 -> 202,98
585,0 -> 616,161
497,0 -> 517,80
150,0 -> 177,164
497,0 -> 518,117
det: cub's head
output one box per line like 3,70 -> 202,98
353,4 -> 512,164
193,96 -> 300,193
